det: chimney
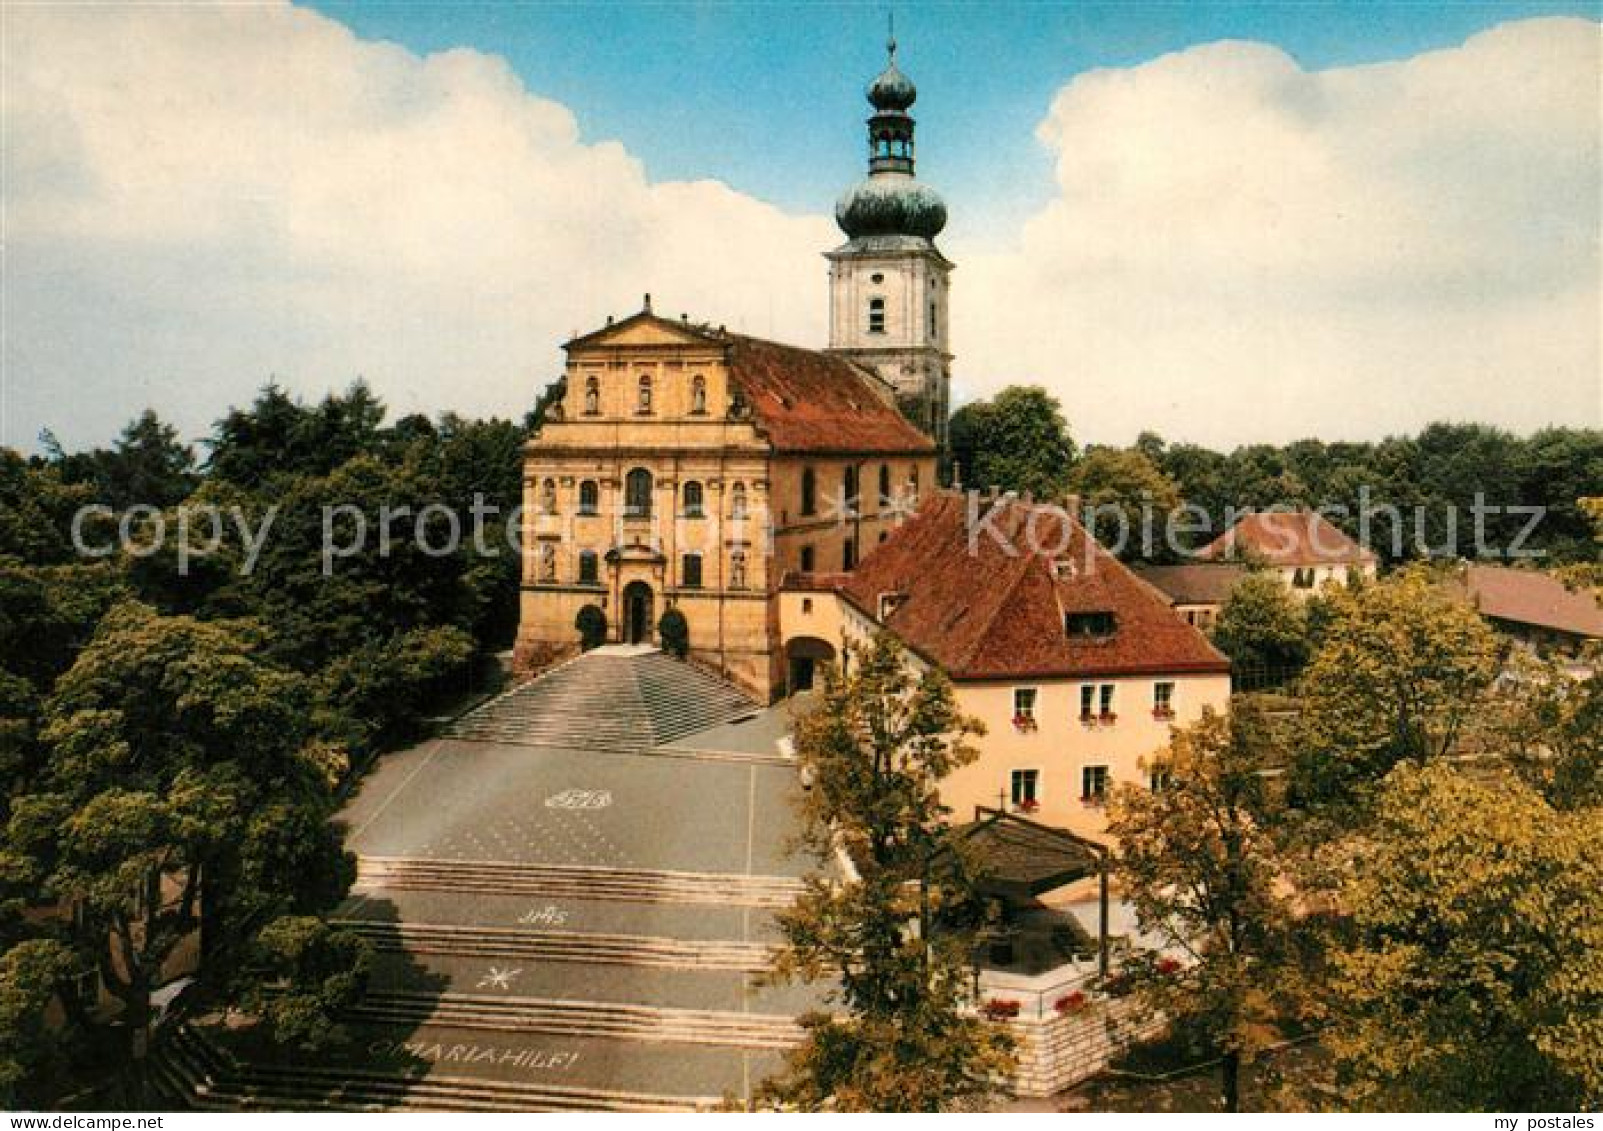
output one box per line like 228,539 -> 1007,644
643,292 -> 653,312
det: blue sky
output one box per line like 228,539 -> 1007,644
309,1 -> 1599,243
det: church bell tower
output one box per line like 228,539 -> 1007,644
826,35 -> 953,451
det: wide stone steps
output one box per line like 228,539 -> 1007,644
335,918 -> 774,973
441,650 -> 758,753
356,856 -> 806,909
348,990 -> 803,1051
153,1024 -> 718,1112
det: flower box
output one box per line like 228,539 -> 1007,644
1012,714 -> 1037,732
1015,798 -> 1040,814
1054,990 -> 1089,1015
981,999 -> 1022,1020
1078,711 -> 1097,725
1098,712 -> 1118,724
1152,707 -> 1175,721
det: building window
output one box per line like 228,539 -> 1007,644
691,375 -> 707,414
578,480 -> 599,516
1010,768 -> 1039,810
843,538 -> 856,570
681,553 -> 703,589
800,545 -> 815,572
730,481 -> 748,519
578,550 -> 599,585
1099,684 -> 1116,721
868,297 -> 885,334
1292,567 -> 1314,589
843,465 -> 859,514
878,463 -> 892,507
1065,611 -> 1117,638
801,597 -> 813,613
1012,688 -> 1038,732
1079,685 -> 1096,721
624,468 -> 653,517
730,550 -> 747,589
637,374 -> 653,414
1150,767 -> 1173,793
1082,765 -> 1110,804
539,543 -> 556,583
929,300 -> 937,338
683,480 -> 705,517
583,377 -> 600,414
801,467 -> 817,516
540,478 -> 558,514
909,465 -> 920,500
1153,681 -> 1176,719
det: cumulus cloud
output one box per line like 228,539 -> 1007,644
1,4 -> 1597,453
955,17 -> 1601,445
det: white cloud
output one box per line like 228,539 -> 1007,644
954,17 -> 1601,445
2,5 -> 1597,453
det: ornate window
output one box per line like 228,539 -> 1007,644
624,468 -> 653,518
800,467 -> 817,516
730,550 -> 748,589
637,374 -> 653,414
539,543 -> 556,582
583,377 -> 600,415
730,481 -> 748,520
681,553 -> 703,589
867,297 -> 885,334
578,549 -> 599,585
690,375 -> 707,414
578,480 -> 599,516
540,478 -> 557,514
682,480 -> 705,518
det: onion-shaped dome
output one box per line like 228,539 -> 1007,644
836,175 -> 947,241
868,61 -> 916,112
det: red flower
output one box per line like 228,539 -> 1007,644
1054,991 -> 1088,1014
982,999 -> 1022,1019
1155,956 -> 1182,975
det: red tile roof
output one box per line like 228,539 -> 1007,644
1450,564 -> 1603,639
839,491 -> 1230,681
1198,509 -> 1377,566
1134,563 -> 1250,606
725,335 -> 935,455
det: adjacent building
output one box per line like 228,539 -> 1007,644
1446,562 -> 1603,659
1197,508 -> 1378,595
1133,562 -> 1249,630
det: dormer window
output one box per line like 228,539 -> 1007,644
878,592 -> 906,620
1065,611 -> 1116,639
1053,559 -> 1078,580
867,297 -> 885,334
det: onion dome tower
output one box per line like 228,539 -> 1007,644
825,34 -> 953,450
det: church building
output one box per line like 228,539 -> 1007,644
515,42 -> 949,699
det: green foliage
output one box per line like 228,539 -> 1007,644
1323,762 -> 1602,1109
1293,567 -> 1501,810
948,386 -> 1076,500
1067,446 -> 1184,560
1108,704 -> 1296,1112
760,634 -> 1013,1111
242,916 -> 371,1053
1211,572 -> 1310,674
51,410 -> 197,512
657,607 -> 689,658
1480,650 -> 1603,811
575,604 -> 607,651
0,939 -> 79,1107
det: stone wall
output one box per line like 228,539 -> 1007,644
1010,996 -> 1166,1098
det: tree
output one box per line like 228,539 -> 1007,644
1066,446 -> 1184,561
4,602 -> 353,1063
241,916 -> 371,1052
1292,567 -> 1501,810
657,607 -> 689,659
1480,651 -> 1603,811
1107,704 -> 1295,1112
759,635 -> 1013,1111
92,410 -> 198,511
1210,571 -> 1310,676
947,386 -> 1076,500
575,605 -> 607,651
0,939 -> 79,1107
1323,762 -> 1602,1109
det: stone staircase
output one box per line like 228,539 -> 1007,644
335,919 -> 774,973
348,991 -> 803,1051
442,649 -> 759,753
153,1024 -> 721,1113
355,856 -> 807,909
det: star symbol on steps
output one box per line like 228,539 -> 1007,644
477,966 -> 521,990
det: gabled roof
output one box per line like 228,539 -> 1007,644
1198,509 -> 1377,567
840,492 -> 1230,680
562,310 -> 934,456
1135,562 -> 1250,606
1449,564 -> 1603,639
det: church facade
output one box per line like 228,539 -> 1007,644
514,45 -> 951,699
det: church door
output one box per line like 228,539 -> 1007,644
623,582 -> 654,645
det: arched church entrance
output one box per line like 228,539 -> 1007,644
623,582 -> 655,646
785,636 -> 836,695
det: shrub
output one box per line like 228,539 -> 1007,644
575,604 -> 607,651
658,607 -> 689,658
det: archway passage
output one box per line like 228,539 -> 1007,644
785,636 -> 836,694
623,581 -> 655,646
